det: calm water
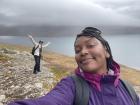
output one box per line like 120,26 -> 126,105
0,35 -> 140,70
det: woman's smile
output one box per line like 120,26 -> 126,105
80,57 -> 96,65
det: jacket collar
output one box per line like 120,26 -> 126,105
75,60 -> 120,91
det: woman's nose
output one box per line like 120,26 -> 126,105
80,47 -> 88,56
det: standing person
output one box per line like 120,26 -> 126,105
28,35 -> 50,74
9,27 -> 140,105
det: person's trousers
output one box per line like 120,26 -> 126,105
33,55 -> 41,74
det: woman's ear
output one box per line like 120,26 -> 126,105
105,47 -> 110,58
106,51 -> 110,58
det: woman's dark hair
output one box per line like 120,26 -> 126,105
75,27 -> 114,70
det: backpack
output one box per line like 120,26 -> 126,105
31,45 -> 39,55
71,75 -> 138,105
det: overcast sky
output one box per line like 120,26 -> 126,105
0,0 -> 140,36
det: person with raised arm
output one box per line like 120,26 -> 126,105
28,35 -> 50,74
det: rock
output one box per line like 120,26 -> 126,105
134,86 -> 140,91
0,90 -> 5,95
0,48 -> 5,53
35,83 -> 43,89
0,102 -> 3,105
0,95 -> 5,101
133,86 -> 140,96
24,84 -> 32,90
0,48 -> 18,54
22,51 -> 31,56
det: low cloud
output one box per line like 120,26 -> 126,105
0,0 -> 140,36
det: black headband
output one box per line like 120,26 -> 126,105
77,27 -> 101,37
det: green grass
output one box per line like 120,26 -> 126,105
50,66 -> 70,81
42,67 -> 70,90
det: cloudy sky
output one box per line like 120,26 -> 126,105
0,0 -> 140,36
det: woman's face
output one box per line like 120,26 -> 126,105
74,36 -> 110,74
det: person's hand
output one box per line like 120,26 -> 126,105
48,42 -> 51,45
27,34 -> 32,38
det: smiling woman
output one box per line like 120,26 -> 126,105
8,27 -> 140,105
74,29 -> 110,74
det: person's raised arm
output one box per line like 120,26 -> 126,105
42,42 -> 51,48
27,34 -> 38,45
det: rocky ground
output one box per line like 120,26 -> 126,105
0,48 -> 56,105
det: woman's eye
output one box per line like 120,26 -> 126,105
75,47 -> 81,54
75,50 -> 80,54
87,44 -> 96,48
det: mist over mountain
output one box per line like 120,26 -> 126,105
0,25 -> 140,37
